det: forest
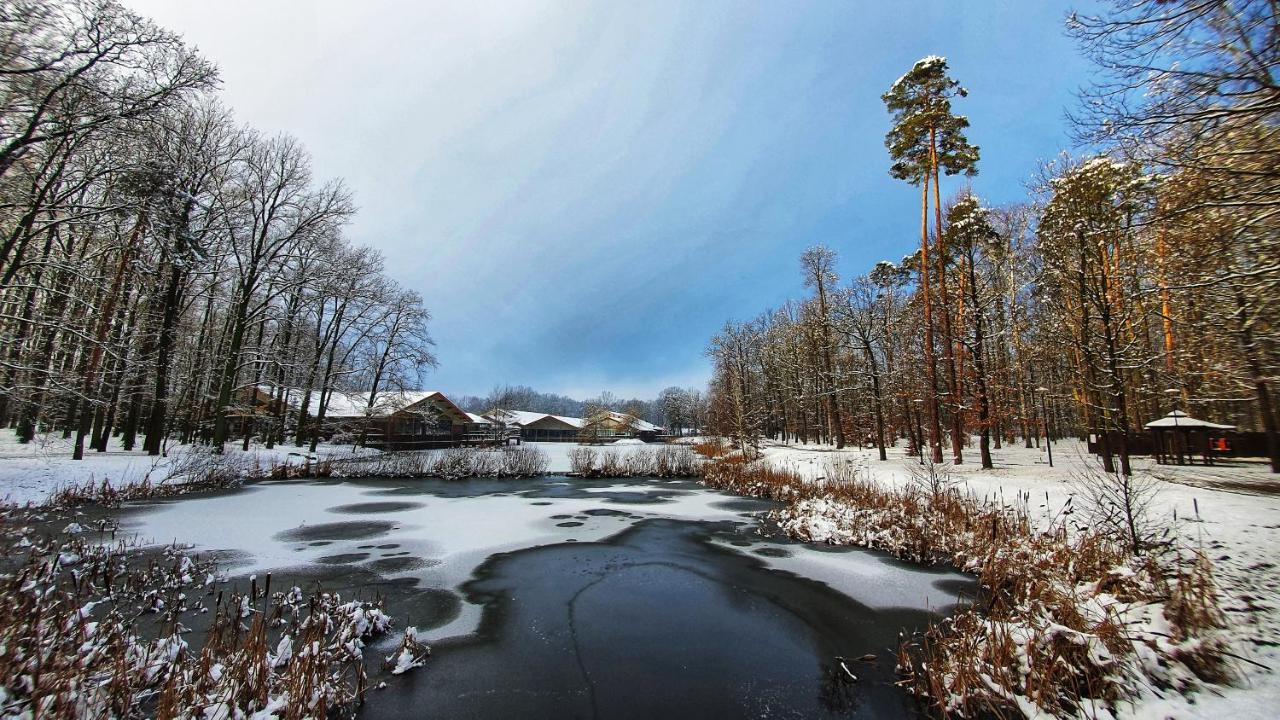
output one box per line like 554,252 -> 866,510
705,4 -> 1279,475
0,1 -> 437,459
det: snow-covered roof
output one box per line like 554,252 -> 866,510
604,411 -> 659,432
485,409 -> 549,427
325,390 -> 469,422
1144,410 -> 1236,430
465,412 -> 492,425
486,409 -> 586,429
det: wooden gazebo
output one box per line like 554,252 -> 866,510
1144,410 -> 1236,466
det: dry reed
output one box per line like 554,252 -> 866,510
698,454 -> 1230,718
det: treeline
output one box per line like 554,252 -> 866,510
0,1 -> 436,457
707,1 -> 1279,473
456,384 -> 708,434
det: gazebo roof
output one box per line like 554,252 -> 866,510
1144,410 -> 1236,430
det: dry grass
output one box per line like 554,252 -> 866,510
698,454 -> 1230,718
0,510 -> 399,719
44,450 -> 256,508
690,439 -> 730,459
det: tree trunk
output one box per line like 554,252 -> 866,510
918,174 -> 944,463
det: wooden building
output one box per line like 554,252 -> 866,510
580,411 -> 663,442
485,410 -> 585,442
325,390 -> 474,449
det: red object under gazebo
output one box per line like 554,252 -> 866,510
1145,410 -> 1236,466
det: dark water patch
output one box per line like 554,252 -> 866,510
318,553 -> 370,564
376,543 -> 400,550
582,508 -> 630,517
517,478 -> 707,506
550,514 -> 574,520
590,491 -> 681,505
753,547 -> 791,558
308,541 -> 332,547
367,556 -> 431,573
363,519 -> 944,719
275,520 -> 395,542
934,577 -> 981,601
327,501 -> 424,514
556,521 -> 584,528
711,498 -> 777,513
404,588 -> 463,630
530,501 -> 553,506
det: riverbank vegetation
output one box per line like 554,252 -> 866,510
0,510 -> 401,719
698,450 -> 1229,717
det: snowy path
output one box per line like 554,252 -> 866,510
759,438 -> 1280,719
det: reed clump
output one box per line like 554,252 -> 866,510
0,510 -> 402,719
44,449 -> 255,508
698,454 -> 1230,718
690,439 -> 730,459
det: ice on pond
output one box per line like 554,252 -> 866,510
118,476 -> 972,642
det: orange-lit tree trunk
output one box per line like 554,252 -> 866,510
931,129 -> 964,463
918,176 -> 944,463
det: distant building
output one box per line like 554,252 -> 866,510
581,411 -> 663,442
324,390 -> 473,449
484,409 -> 664,443
486,409 -> 585,442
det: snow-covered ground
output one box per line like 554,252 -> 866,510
758,438 -> 1280,719
0,435 -> 664,506
0,430 -> 375,506
5,429 -> 1274,716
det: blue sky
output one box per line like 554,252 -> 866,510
127,1 -> 1096,399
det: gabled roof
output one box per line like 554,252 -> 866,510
588,411 -> 660,432
548,414 -> 586,429
526,414 -> 584,430
485,409 -> 549,427
1144,410 -> 1236,430
326,390 -> 470,423
485,409 -> 586,429
465,412 -> 492,425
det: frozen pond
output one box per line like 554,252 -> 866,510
118,476 -> 974,718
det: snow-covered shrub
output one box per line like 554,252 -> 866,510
1068,460 -> 1161,554
569,446 -> 599,475
569,444 -> 697,478
501,446 -> 549,476
653,445 -> 698,477
327,446 -> 550,479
